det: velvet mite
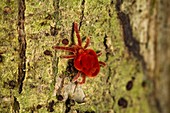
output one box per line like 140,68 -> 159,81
52,22 -> 106,84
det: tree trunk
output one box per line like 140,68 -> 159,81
0,0 -> 169,113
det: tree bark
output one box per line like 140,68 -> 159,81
0,0 -> 169,113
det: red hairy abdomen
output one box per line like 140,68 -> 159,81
74,49 -> 100,77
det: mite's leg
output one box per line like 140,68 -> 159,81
99,61 -> 106,67
74,22 -> 82,46
72,71 -> 81,82
97,51 -> 102,57
84,37 -> 90,49
60,55 -> 76,59
78,74 -> 86,84
52,46 -> 75,52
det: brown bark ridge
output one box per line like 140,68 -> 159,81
122,0 -> 170,113
154,0 -> 170,113
17,0 -> 26,94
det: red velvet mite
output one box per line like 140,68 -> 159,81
52,22 -> 106,84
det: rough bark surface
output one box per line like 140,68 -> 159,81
0,0 -> 169,113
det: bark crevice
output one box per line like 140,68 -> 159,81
17,0 -> 26,94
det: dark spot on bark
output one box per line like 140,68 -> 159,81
141,81 -> 146,88
118,97 -> 128,108
0,54 -> 4,62
40,21 -> 47,26
110,0 -> 114,4
62,38 -> 69,45
131,76 -> 135,80
3,80 -> 16,89
45,14 -> 52,20
126,80 -> 133,91
29,84 -> 36,88
138,9 -> 142,13
38,76 -> 42,80
8,80 -> 16,89
36,104 -> 42,109
65,98 -> 75,113
44,50 -> 53,57
57,94 -> 64,101
45,32 -> 50,36
50,26 -> 58,36
131,0 -> 136,5
47,100 -> 55,112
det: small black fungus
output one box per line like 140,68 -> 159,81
0,54 -> 4,62
45,14 -> 52,20
44,50 -> 52,57
29,84 -> 36,88
118,97 -> 128,108
36,104 -> 42,109
47,100 -> 55,112
8,80 -> 16,89
62,38 -> 69,45
45,32 -> 50,36
57,95 -> 63,101
3,80 -> 16,89
131,76 -> 135,80
126,80 -> 133,91
141,81 -> 146,88
40,21 -> 46,26
138,9 -> 142,13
